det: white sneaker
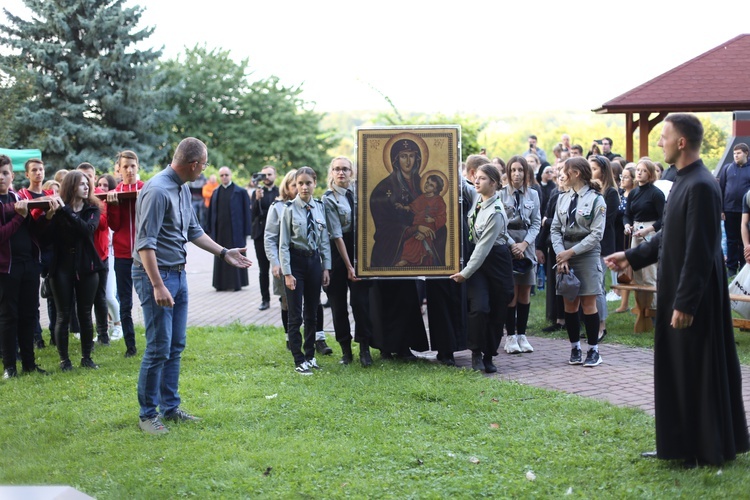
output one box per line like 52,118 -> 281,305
504,335 -> 521,354
109,324 -> 123,341
307,357 -> 322,370
605,291 -> 621,302
72,332 -> 80,340
517,334 -> 534,353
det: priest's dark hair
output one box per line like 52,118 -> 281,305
665,113 -> 704,151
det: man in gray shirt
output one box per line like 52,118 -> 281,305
133,137 -> 252,435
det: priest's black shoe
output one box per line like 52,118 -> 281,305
359,348 -> 373,367
258,301 -> 270,311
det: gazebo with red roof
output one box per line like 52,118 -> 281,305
594,34 -> 750,162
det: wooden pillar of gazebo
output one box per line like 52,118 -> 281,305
624,111 -> 668,162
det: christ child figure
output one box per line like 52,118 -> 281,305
394,174 -> 446,267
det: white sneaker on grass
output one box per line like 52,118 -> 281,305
295,361 -> 313,375
517,334 -> 534,353
109,324 -> 123,341
504,335 -> 521,354
605,291 -> 621,302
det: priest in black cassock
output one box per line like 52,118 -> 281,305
206,166 -> 252,291
606,113 -> 749,467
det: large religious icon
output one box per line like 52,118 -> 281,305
356,126 -> 461,277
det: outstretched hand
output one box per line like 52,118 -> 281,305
603,251 -> 630,273
225,248 -> 252,268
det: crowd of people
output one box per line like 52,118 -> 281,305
0,117 -> 747,464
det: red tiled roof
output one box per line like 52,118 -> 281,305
595,34 -> 750,114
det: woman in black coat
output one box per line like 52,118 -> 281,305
47,170 -> 105,371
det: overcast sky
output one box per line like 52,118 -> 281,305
2,0 -> 744,115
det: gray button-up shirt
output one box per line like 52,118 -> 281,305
551,184 -> 605,256
499,185 -> 541,245
461,193 -> 509,279
133,166 -> 204,267
279,196 -> 332,275
322,184 -> 353,239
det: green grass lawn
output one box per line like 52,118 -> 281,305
2,321 -> 749,498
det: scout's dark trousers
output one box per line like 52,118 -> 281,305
286,251 -> 322,365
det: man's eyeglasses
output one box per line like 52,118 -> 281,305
193,161 -> 209,170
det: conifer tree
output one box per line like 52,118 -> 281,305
0,0 -> 174,170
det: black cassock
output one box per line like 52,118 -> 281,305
627,160 -> 749,465
212,186 -> 249,291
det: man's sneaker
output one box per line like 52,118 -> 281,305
504,335 -> 521,354
163,408 -> 202,422
583,348 -> 602,367
295,361 -> 313,375
569,347 -> 583,365
109,324 -> 123,341
517,335 -> 534,353
139,415 -> 169,435
306,357 -> 322,370
315,340 -> 333,355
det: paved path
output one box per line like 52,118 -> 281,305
44,240 -> 750,424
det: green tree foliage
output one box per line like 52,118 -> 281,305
0,0 -> 174,171
161,45 -> 335,180
0,64 -> 34,147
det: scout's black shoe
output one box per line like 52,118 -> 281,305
35,339 -> 46,349
60,359 -> 73,372
22,364 -> 49,375
97,334 -> 110,346
124,346 -> 137,358
258,301 -> 270,311
3,367 -> 18,379
471,352 -> 484,371
315,340 -> 333,355
483,356 -> 497,374
583,348 -> 602,367
569,347 -> 583,365
81,357 -> 99,369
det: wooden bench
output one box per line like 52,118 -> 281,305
611,284 -> 750,332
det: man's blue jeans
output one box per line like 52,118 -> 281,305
133,265 -> 188,419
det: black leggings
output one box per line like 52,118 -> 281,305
51,264 -> 98,361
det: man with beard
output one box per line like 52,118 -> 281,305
605,114 -> 749,467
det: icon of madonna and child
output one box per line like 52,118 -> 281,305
368,136 -> 450,270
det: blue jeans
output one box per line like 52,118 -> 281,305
133,265 -> 188,419
115,258 -> 136,349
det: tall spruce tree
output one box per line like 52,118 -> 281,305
0,0 -> 174,170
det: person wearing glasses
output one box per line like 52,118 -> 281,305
551,157 -> 606,367
322,157 -> 373,367
205,166 -> 252,291
133,138 -> 252,434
